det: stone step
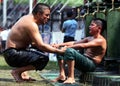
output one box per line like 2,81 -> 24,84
80,71 -> 117,85
92,75 -> 120,86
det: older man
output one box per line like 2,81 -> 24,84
3,3 -> 64,82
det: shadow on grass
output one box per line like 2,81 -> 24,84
0,78 -> 48,82
0,55 -> 12,70
0,65 -> 12,70
0,78 -> 53,86
0,78 -> 14,82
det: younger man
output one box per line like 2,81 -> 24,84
52,18 -> 107,84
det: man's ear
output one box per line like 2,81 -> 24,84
98,25 -> 102,30
98,26 -> 102,33
37,12 -> 42,17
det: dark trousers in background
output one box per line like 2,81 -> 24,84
64,36 -> 75,42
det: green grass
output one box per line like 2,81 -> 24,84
0,56 -> 11,70
0,55 -> 59,86
44,61 -> 59,70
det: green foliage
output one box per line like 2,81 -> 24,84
14,0 -> 29,4
32,0 -> 84,7
67,0 -> 84,7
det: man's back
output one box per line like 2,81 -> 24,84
63,19 -> 78,37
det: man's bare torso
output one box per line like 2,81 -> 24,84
84,36 -> 106,64
6,15 -> 35,49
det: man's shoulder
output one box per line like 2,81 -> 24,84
64,19 -> 76,24
20,15 -> 36,27
20,15 -> 33,22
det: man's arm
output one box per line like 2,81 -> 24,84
61,22 -> 66,33
68,38 -> 103,49
28,23 -> 64,54
74,37 -> 89,44
61,28 -> 65,33
51,37 -> 89,48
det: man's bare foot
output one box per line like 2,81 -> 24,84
23,77 -> 36,81
21,71 -> 30,79
11,70 -> 24,82
21,72 -> 36,81
51,75 -> 66,83
63,78 -> 75,84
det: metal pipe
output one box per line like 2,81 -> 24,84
44,0 -> 48,3
58,0 -> 69,13
51,3 -> 61,14
3,0 -> 7,27
29,0 -> 33,13
109,0 -> 115,12
50,0 -> 58,8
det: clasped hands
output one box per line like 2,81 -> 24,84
51,43 -> 67,52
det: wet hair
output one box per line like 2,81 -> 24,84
32,3 -> 50,15
92,18 -> 107,34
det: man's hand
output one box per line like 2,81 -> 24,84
51,43 -> 61,49
60,46 -> 67,53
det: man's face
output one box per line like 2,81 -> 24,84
89,21 -> 99,35
39,9 -> 50,24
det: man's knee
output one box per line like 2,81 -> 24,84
33,55 -> 49,70
64,48 -> 76,60
42,55 -> 49,63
